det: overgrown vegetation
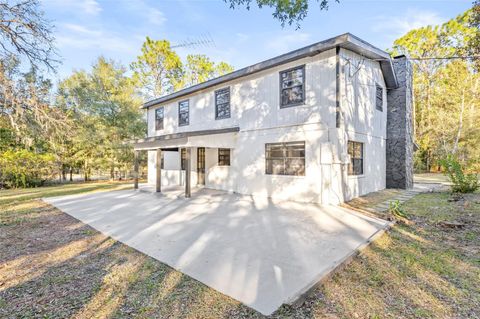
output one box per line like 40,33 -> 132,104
440,155 -> 479,193
0,183 -> 479,318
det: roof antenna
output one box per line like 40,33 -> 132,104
171,33 -> 216,49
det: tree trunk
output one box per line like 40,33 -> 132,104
69,167 -> 73,181
84,160 -> 88,182
452,88 -> 465,155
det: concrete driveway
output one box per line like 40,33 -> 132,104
44,186 -> 389,315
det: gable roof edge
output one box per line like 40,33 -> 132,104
143,33 -> 398,109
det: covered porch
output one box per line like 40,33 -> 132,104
131,127 -> 239,198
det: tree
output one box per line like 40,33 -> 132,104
178,54 -> 234,89
0,0 -> 58,70
225,0 -> 338,28
57,57 -> 146,181
131,37 -> 182,100
469,0 -> 480,70
391,9 -> 480,171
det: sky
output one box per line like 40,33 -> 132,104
41,0 -> 473,81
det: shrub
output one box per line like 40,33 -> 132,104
0,149 -> 56,188
439,155 -> 479,193
389,200 -> 408,219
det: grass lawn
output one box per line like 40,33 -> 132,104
0,182 -> 479,318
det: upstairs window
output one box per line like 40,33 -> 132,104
280,65 -> 305,108
215,87 -> 231,119
178,100 -> 189,126
348,141 -> 364,175
218,148 -> 231,166
375,84 -> 383,111
155,107 -> 164,130
265,141 -> 305,176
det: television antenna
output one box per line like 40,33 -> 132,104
171,33 -> 215,50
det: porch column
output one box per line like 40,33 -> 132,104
185,147 -> 191,198
133,150 -> 139,189
156,148 -> 162,192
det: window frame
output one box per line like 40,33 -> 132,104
218,148 -> 231,166
347,141 -> 364,176
155,107 -> 164,131
178,99 -> 190,126
265,141 -> 305,176
375,83 -> 384,112
181,148 -> 186,170
279,65 -> 306,109
214,87 -> 231,120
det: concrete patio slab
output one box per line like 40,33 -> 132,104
44,186 -> 389,315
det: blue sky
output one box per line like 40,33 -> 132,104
41,0 -> 472,81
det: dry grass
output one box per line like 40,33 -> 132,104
0,182 -> 479,318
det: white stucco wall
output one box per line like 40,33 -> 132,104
338,48 -> 387,201
145,47 -> 388,204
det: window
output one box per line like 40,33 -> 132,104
218,148 -> 230,166
375,84 -> 383,111
280,65 -> 305,108
181,148 -> 186,170
265,141 -> 305,176
348,141 -> 364,175
178,100 -> 189,126
215,87 -> 231,119
155,107 -> 164,130
161,153 -> 164,169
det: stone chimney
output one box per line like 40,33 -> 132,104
386,56 -> 414,189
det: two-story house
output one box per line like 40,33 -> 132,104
132,33 -> 413,205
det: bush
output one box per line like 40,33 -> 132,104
389,200 -> 408,219
0,149 -> 56,188
439,155 -> 479,193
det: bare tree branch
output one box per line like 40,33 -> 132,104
0,0 -> 59,71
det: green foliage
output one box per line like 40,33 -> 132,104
131,37 -> 182,99
391,9 -> 480,172
0,149 -> 55,188
225,0 -> 338,28
389,200 -> 408,219
469,1 -> 480,71
439,155 -> 479,193
130,38 -> 234,98
179,54 -> 234,89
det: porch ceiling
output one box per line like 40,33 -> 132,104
131,127 -> 239,150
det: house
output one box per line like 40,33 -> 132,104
131,33 -> 413,205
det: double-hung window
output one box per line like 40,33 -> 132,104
280,65 -> 305,108
265,141 -> 305,176
348,141 -> 364,175
215,87 -> 231,119
178,100 -> 189,126
218,148 -> 231,166
375,84 -> 383,111
155,107 -> 164,130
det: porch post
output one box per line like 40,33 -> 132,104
133,150 -> 139,189
156,148 -> 162,192
185,147 -> 191,198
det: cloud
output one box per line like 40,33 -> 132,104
44,0 -> 102,15
265,32 -> 311,53
371,9 -> 445,35
147,8 -> 167,26
57,23 -> 139,54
